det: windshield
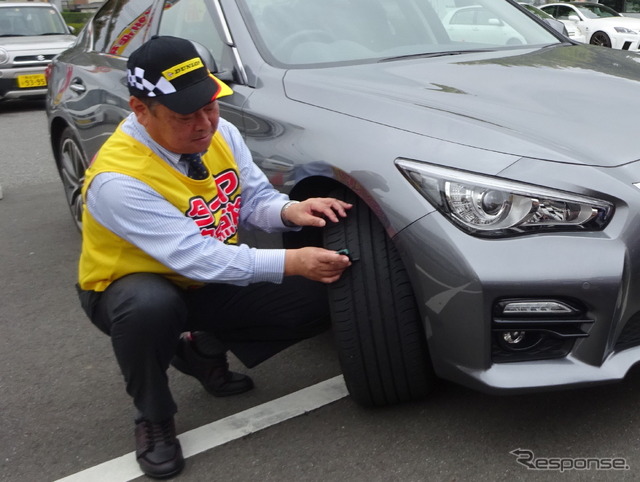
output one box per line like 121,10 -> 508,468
574,4 -> 621,18
238,0 -> 561,66
0,6 -> 68,37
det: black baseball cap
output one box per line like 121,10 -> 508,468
126,35 -> 232,115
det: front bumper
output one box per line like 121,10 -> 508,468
610,34 -> 640,51
0,66 -> 48,100
393,161 -> 640,394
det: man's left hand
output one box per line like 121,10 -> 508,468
282,198 -> 352,227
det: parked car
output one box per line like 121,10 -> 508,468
541,1 -> 640,48
442,5 -> 527,45
0,2 -> 75,102
46,0 -> 640,407
519,2 -> 588,42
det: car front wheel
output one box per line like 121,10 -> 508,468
57,127 -> 88,231
323,187 -> 435,407
590,31 -> 612,48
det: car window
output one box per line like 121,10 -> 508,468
0,5 -> 67,37
522,4 -> 553,20
575,4 -> 621,18
91,0 -> 121,52
106,0 -> 155,56
238,0 -> 559,66
449,8 -> 476,25
90,0 -> 153,56
450,7 -> 504,26
553,6 -> 576,20
158,0 -> 226,62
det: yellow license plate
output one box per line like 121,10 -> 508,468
17,74 -> 47,88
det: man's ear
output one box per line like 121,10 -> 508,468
129,96 -> 150,126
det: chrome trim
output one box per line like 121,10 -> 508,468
212,0 -> 232,44
213,0 -> 248,85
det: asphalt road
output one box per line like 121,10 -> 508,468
3,99 -> 640,482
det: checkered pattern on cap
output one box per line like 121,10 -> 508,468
127,66 -> 177,97
126,36 -> 232,115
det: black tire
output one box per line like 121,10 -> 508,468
57,127 -> 88,231
323,187 -> 435,407
590,31 -> 612,48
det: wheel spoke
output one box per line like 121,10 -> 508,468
58,130 -> 87,230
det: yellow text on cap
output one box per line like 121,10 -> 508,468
162,57 -> 203,80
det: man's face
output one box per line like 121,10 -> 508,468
130,97 -> 220,154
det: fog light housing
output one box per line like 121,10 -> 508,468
498,330 -> 542,351
492,298 -> 592,362
503,331 -> 524,344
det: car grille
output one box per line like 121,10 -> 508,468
12,54 -> 57,66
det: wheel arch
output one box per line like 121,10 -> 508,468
283,173 -> 397,248
49,116 -> 71,167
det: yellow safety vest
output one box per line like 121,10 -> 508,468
78,126 -> 241,291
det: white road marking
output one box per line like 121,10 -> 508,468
55,375 -> 349,482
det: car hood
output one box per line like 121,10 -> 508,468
1,34 -> 75,51
585,16 -> 640,28
283,44 -> 640,167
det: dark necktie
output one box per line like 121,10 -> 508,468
181,153 -> 209,180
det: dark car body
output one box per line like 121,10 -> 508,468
47,0 -> 640,406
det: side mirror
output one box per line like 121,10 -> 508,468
189,41 -> 218,72
189,40 -> 234,83
567,14 -> 580,22
544,18 -> 568,36
67,25 -> 76,34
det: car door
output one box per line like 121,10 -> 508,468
57,0 -> 157,158
552,5 -> 587,38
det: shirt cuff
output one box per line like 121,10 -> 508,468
252,249 -> 286,284
280,200 -> 299,227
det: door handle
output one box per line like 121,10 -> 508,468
69,79 -> 86,94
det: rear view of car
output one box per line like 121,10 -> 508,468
0,2 -> 75,102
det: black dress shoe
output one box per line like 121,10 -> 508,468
135,417 -> 184,479
171,336 -> 254,397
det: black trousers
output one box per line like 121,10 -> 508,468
77,273 -> 330,422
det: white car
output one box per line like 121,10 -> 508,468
0,2 -> 75,102
519,2 -> 588,42
541,2 -> 640,49
442,5 -> 526,46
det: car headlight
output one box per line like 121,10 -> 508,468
614,26 -> 638,34
0,48 -> 9,65
396,159 -> 613,237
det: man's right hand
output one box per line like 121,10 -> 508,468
284,247 -> 352,283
